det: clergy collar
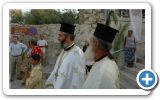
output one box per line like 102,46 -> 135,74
94,53 -> 108,62
64,43 -> 75,51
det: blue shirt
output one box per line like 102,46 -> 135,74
10,42 -> 27,56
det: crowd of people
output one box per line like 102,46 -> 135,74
9,22 -> 136,89
9,34 -> 48,88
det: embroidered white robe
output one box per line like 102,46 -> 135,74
45,45 -> 86,89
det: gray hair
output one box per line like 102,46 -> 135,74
94,37 -> 114,60
95,37 -> 112,52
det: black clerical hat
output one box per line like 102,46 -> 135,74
94,23 -> 118,43
59,23 -> 76,34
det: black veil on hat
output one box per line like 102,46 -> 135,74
59,23 -> 76,35
94,23 -> 118,43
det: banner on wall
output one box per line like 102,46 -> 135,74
11,26 -> 38,36
28,27 -> 38,36
129,9 -> 142,42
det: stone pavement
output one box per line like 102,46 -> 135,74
10,65 -> 54,89
10,62 -> 144,89
119,62 -> 145,89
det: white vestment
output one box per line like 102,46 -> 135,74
45,45 -> 86,89
82,56 -> 120,89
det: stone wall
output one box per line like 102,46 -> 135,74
10,23 -> 96,66
10,9 -> 145,67
79,9 -> 106,24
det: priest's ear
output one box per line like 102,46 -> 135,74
65,34 -> 75,42
69,34 -> 75,41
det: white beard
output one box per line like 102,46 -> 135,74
84,45 -> 94,62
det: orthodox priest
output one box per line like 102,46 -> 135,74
82,23 -> 120,89
45,23 -> 86,89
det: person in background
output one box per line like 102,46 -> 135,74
9,35 -> 27,81
82,40 -> 89,52
30,39 -> 43,61
25,54 -> 44,89
123,30 -> 136,67
37,34 -> 48,63
21,41 -> 32,85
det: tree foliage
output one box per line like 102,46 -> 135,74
10,9 -> 79,25
10,9 -> 24,24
